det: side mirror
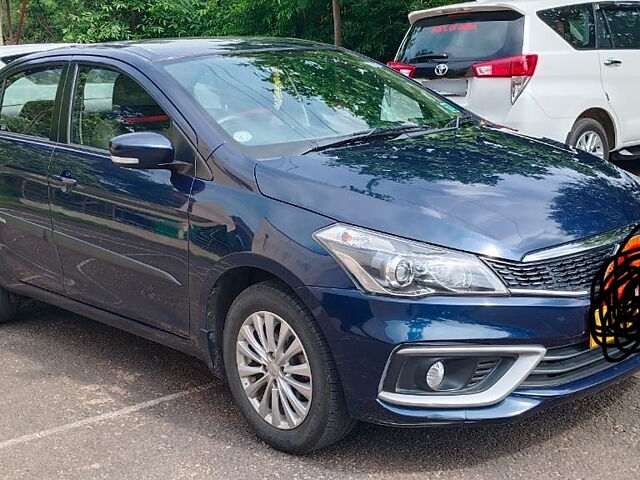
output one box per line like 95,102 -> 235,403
109,132 -> 174,169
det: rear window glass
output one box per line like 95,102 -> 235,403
397,11 -> 524,63
538,4 -> 596,49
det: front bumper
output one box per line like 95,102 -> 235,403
303,286 -> 640,426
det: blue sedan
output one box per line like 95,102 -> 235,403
0,38 -> 638,453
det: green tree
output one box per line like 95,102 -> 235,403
2,0 -> 458,61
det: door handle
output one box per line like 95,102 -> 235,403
51,173 -> 78,189
604,58 -> 622,66
52,175 -> 77,186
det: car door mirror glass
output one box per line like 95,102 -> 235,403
109,132 -> 174,169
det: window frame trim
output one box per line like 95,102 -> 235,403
58,57 -> 212,180
63,61 -> 175,154
0,59 -> 70,145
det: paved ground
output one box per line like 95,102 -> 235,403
1,301 -> 639,480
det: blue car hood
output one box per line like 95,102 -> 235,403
255,127 -> 640,260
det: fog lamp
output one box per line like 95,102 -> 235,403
426,361 -> 446,390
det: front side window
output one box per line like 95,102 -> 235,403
538,4 -> 596,49
599,4 -> 640,49
164,49 -> 460,153
0,66 -> 63,139
71,66 -> 170,150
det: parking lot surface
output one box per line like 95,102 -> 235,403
1,301 -> 639,480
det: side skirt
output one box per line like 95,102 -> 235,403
6,281 -> 202,361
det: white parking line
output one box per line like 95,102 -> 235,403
0,383 -> 214,450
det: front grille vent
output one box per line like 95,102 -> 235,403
467,359 -> 500,388
520,341 -> 633,388
484,243 -> 615,293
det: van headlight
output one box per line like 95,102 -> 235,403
314,224 -> 508,297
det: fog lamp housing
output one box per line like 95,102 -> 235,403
378,345 -> 545,408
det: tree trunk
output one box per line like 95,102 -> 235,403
0,3 -> 4,46
16,0 -> 29,45
4,0 -> 14,44
4,0 -> 13,45
332,0 -> 342,47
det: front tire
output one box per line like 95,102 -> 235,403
0,287 -> 18,324
222,280 -> 354,453
568,118 -> 610,161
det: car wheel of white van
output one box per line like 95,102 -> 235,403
568,118 -> 610,161
222,280 -> 355,454
0,287 -> 18,324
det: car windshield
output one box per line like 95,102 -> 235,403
163,48 -> 462,153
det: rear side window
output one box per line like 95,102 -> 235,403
538,4 -> 596,49
397,11 -> 524,63
598,4 -> 640,49
71,65 -> 171,150
0,66 -> 63,139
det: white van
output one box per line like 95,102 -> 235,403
389,0 -> 640,161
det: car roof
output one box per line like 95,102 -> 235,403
19,37 -> 332,64
0,43 -> 75,64
408,0 -> 639,24
0,43 -> 75,56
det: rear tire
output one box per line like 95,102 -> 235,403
222,280 -> 355,454
0,287 -> 18,324
568,118 -> 610,161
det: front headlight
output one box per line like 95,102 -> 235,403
314,224 -> 508,297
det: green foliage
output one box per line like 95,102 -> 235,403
6,0 -> 459,61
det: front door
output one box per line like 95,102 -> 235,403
49,63 -> 194,335
0,64 -> 66,293
597,2 -> 640,145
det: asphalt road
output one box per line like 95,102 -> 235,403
1,301 -> 639,480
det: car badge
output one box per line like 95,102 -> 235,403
434,63 -> 449,76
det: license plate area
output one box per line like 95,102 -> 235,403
420,78 -> 468,97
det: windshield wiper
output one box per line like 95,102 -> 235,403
302,117 -> 478,155
302,125 -> 434,154
445,114 -> 478,129
409,53 -> 449,62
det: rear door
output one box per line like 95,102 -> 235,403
49,59 -> 196,336
596,2 -> 640,145
0,61 -> 66,292
395,10 -> 525,106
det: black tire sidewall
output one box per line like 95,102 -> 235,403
0,288 -> 17,323
568,118 -> 610,161
222,283 -> 336,453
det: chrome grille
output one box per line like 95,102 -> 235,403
484,243 -> 615,293
520,341 -> 633,388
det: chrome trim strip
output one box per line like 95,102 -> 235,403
521,224 -> 634,262
377,345 -> 546,408
111,155 -> 139,165
509,288 -> 588,297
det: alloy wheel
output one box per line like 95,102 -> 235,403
235,311 -> 313,430
575,131 -> 605,159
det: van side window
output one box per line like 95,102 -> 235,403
71,66 -> 171,150
596,8 -> 614,48
599,5 -> 640,49
538,4 -> 596,49
0,67 -> 63,139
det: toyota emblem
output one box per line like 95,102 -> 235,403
434,63 -> 449,76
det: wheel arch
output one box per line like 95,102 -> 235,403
569,108 -> 618,151
196,254 -> 319,377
